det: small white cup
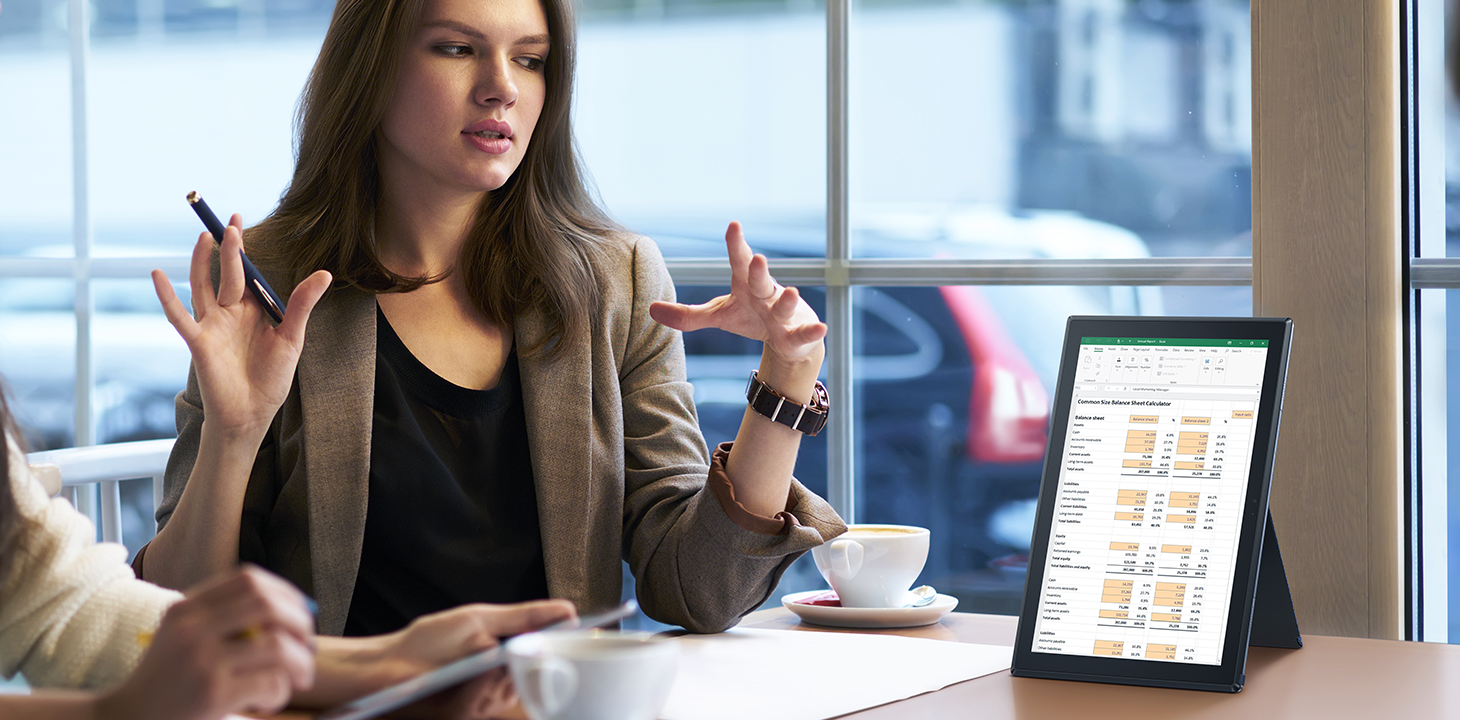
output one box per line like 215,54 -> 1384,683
505,630 -> 678,720
812,524 -> 930,608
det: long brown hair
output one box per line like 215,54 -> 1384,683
0,379 -> 27,586
249,0 -> 616,359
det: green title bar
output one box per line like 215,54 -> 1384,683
1082,337 -> 1269,348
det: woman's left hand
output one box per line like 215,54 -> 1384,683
361,600 -> 575,720
649,222 -> 827,366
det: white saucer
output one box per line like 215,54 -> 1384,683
781,590 -> 959,629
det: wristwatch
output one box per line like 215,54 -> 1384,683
745,370 -> 830,436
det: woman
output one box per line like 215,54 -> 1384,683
136,0 -> 845,635
1,383 -> 575,719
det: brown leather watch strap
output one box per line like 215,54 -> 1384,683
745,370 -> 829,436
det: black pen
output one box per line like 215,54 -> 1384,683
187,191 -> 286,323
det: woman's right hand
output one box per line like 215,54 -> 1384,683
151,215 -> 332,440
97,565 -> 317,720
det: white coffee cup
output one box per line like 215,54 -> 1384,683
812,524 -> 930,608
505,630 -> 678,720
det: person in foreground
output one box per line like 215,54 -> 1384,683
0,385 -> 575,720
135,0 -> 846,636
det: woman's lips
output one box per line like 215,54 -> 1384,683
464,130 -> 511,154
463,118 -> 512,155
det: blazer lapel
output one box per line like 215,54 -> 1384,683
516,310 -> 594,606
296,286 -> 375,635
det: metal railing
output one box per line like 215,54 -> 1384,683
25,438 -> 174,544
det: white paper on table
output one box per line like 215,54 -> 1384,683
659,628 -> 1012,720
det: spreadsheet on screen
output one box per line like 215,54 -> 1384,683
1032,337 -> 1270,666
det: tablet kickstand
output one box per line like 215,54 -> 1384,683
1248,511 -> 1303,650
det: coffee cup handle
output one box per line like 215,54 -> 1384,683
827,538 -> 864,579
521,656 -> 577,717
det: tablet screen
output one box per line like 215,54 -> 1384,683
1031,336 -> 1270,667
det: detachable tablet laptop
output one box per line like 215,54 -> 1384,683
1011,317 -> 1299,693
317,600 -> 639,720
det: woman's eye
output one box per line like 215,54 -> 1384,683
515,56 -> 545,71
435,44 -> 472,57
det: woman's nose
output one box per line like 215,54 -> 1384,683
475,57 -> 518,108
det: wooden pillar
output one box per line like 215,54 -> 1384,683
1251,0 -> 1403,639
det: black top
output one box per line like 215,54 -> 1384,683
344,307 -> 548,636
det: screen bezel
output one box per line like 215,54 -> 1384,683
1010,316 -> 1293,692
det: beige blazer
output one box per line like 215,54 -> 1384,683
153,235 -> 845,635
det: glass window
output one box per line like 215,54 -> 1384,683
91,279 -> 191,445
1423,0 -> 1453,643
577,5 -> 826,251
89,21 -> 324,251
850,0 -> 1252,260
0,41 -> 71,258
0,278 -> 75,449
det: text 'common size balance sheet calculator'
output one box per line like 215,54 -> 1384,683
1012,317 -> 1300,693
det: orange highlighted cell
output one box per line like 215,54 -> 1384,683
1146,644 -> 1178,660
1167,514 -> 1198,524
1110,542 -> 1141,551
1127,430 -> 1158,440
1129,415 -> 1159,424
1233,410 -> 1254,419
1102,578 -> 1133,603
1093,640 -> 1125,657
1161,545 -> 1192,554
1173,462 -> 1204,471
1114,512 -> 1145,521
1155,582 -> 1186,608
1099,610 -> 1130,619
1122,459 -> 1152,468
1117,489 -> 1148,506
1181,416 -> 1212,426
1153,613 -> 1182,623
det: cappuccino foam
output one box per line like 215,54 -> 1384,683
845,526 -> 924,538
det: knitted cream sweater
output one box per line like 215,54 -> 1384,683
0,433 -> 181,689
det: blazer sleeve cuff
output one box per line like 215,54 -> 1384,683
706,442 -> 846,539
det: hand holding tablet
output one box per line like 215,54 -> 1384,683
317,601 -> 639,720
